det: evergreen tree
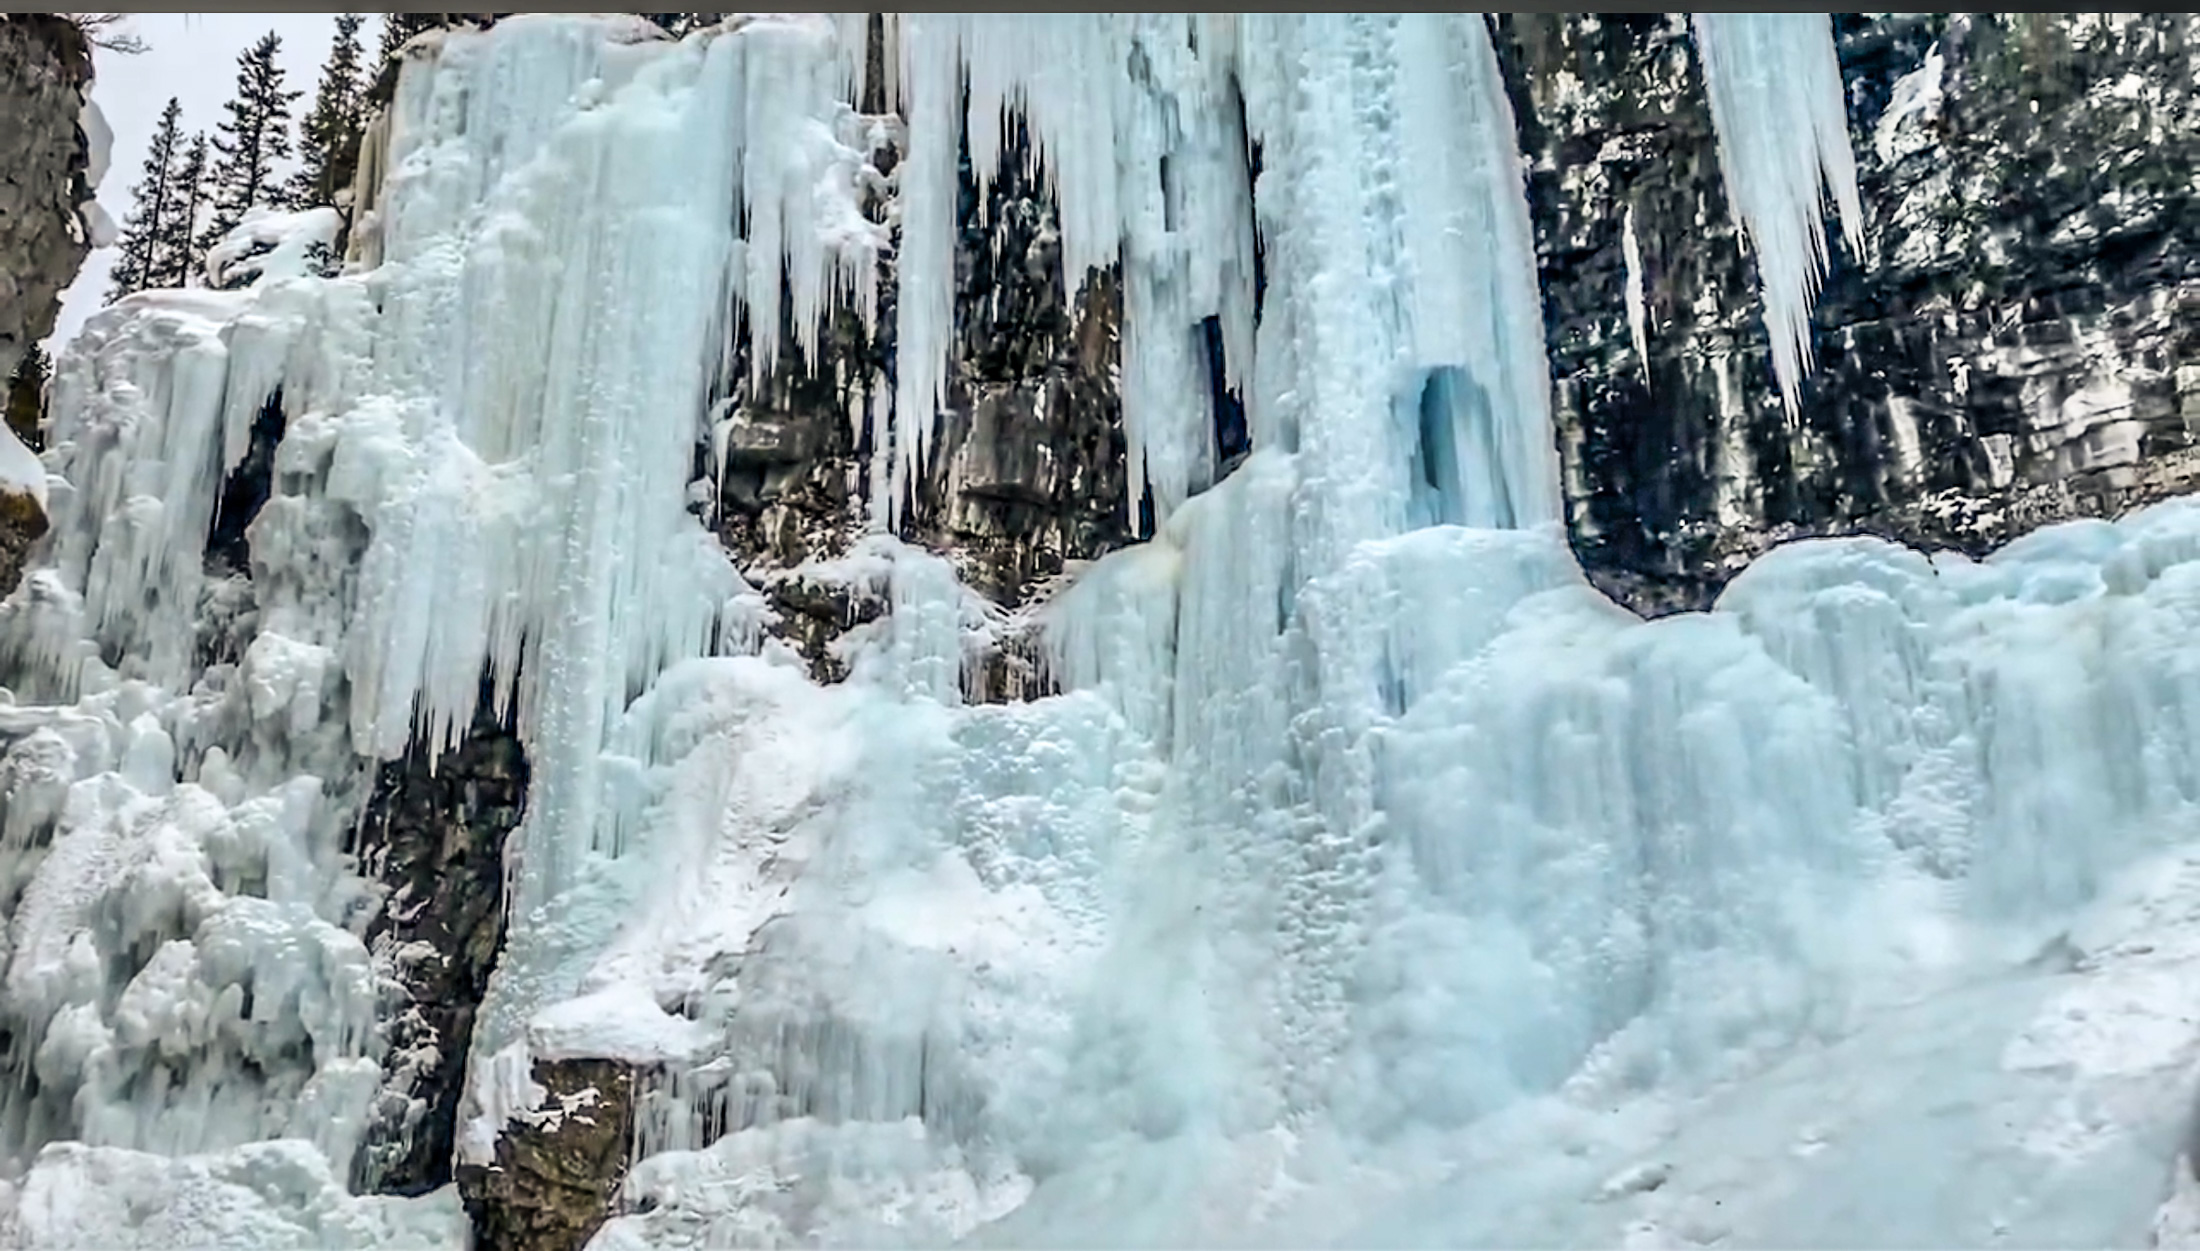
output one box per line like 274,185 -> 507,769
6,345 -> 50,453
197,31 -> 303,260
286,13 -> 366,209
105,97 -> 186,304
376,13 -> 458,65
160,131 -> 211,289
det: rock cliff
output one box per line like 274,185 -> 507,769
1506,12 -> 2200,613
0,14 -> 89,600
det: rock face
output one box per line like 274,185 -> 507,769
0,14 -> 92,370
351,697 -> 528,1198
0,489 -> 47,605
711,95 -> 1131,698
1504,12 -> 2200,614
456,1057 -> 633,1251
0,14 -> 87,601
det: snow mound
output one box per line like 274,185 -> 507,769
204,207 -> 345,289
0,1139 -> 464,1250
0,422 -> 48,511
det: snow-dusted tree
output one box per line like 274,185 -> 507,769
104,96 -> 186,303
159,130 -> 211,289
197,31 -> 302,259
285,13 -> 365,209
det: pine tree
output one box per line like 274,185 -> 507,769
104,97 -> 186,304
6,345 -> 50,453
285,13 -> 366,209
197,31 -> 303,261
159,131 -> 211,289
376,13 -> 448,65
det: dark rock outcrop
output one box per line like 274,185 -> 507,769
456,1057 -> 634,1251
1503,12 -> 2200,614
0,490 -> 47,605
0,14 -> 92,371
0,14 -> 89,601
351,693 -> 527,1198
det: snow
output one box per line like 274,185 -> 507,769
5,12 -> 2198,1251
79,98 -> 113,192
203,207 -> 344,289
0,1139 -> 461,1249
0,424 -> 48,511
78,201 -> 119,252
1873,40 -> 1947,166
1622,201 -> 1652,385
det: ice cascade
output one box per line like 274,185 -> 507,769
4,13 -> 2199,1251
1691,12 -> 1866,414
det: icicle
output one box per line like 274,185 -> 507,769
884,14 -> 962,530
1623,200 -> 1653,386
1691,12 -> 1866,416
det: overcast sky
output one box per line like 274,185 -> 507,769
48,12 -> 343,352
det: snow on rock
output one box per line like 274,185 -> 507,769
0,421 -> 48,512
77,200 -> 117,252
204,207 -> 345,289
74,97 -> 117,251
1873,39 -> 1947,166
78,97 -> 111,190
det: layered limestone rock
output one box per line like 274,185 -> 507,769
1506,12 -> 2200,614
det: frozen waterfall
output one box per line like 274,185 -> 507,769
1,12 -> 2197,1251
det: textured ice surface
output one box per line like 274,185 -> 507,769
0,1139 -> 462,1250
5,13 -> 2197,1251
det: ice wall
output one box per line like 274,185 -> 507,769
3,12 -> 2194,1251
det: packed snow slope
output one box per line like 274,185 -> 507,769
3,12 -> 2200,1250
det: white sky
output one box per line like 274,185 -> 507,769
48,12 -> 344,353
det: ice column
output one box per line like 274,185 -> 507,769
1691,12 -> 1866,415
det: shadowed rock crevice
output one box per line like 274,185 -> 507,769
351,685 -> 527,1199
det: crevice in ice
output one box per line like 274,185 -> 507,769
1204,315 -> 1250,477
204,389 -> 286,578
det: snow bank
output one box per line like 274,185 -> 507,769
204,206 -> 345,289
0,422 -> 47,511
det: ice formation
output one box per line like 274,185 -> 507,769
3,12 -> 2199,1251
1691,12 -> 1865,415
